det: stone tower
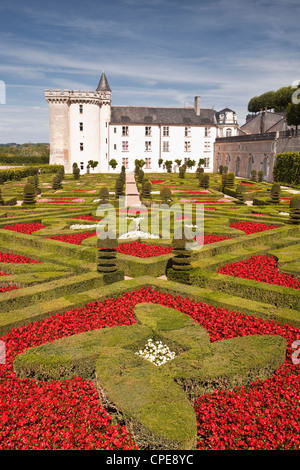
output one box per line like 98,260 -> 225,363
45,73 -> 111,173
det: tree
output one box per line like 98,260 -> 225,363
88,160 -> 99,171
109,159 -> 118,170
185,159 -> 196,172
165,160 -> 173,173
175,159 -> 182,167
286,102 -> 300,134
158,158 -> 164,168
134,159 -> 145,169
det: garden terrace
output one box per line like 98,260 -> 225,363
0,167 -> 299,451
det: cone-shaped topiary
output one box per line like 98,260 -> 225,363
171,226 -> 194,272
0,188 -> 4,205
52,175 -> 62,191
137,169 -> 144,184
142,181 -> 152,199
199,173 -> 209,189
251,169 -> 257,181
226,172 -> 235,188
22,183 -> 36,205
160,187 -> 172,205
179,166 -> 186,178
0,172 -> 4,185
235,184 -> 246,203
115,178 -> 124,197
270,183 -> 281,203
289,195 -> 300,224
73,167 -> 80,180
219,165 -> 223,174
258,170 -> 264,182
99,186 -> 109,204
97,234 -> 124,284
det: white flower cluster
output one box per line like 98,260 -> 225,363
70,224 -> 102,229
118,230 -> 159,240
135,338 -> 176,367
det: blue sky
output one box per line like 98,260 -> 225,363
0,0 -> 299,143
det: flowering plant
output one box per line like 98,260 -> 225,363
135,338 -> 176,366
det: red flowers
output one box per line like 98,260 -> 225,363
0,252 -> 41,264
0,286 -> 299,450
106,242 -> 172,258
1,223 -> 46,234
150,180 -> 165,184
217,255 -> 300,290
0,286 -> 18,293
230,221 -> 279,234
195,235 -> 232,245
72,216 -> 101,221
47,232 -> 96,245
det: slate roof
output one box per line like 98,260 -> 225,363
96,72 -> 111,92
110,106 -> 217,126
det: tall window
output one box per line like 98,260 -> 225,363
122,126 -> 129,136
79,104 -> 83,114
184,141 -> 191,152
122,141 -> 129,152
145,126 -> 152,136
122,157 -> 129,169
205,127 -> 211,137
204,157 -> 210,168
163,126 -> 169,136
145,141 -> 152,151
80,142 -> 84,151
79,122 -> 83,131
163,141 -> 169,152
204,141 -> 211,152
145,157 -> 151,169
184,127 -> 191,137
226,128 -> 232,137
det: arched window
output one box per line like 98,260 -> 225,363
247,155 -> 254,179
226,128 -> 232,137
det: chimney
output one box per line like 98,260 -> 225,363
194,95 -> 201,115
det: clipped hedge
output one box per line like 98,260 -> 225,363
273,152 -> 300,185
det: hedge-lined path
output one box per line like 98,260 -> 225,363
125,171 -> 142,207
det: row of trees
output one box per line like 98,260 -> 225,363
108,158 -> 206,173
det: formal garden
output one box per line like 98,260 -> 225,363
0,162 -> 299,450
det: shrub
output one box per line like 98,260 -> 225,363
22,183 -> 36,206
251,169 -> 257,181
289,195 -> 300,224
273,152 -> 300,185
258,170 -> 264,182
235,184 -> 246,202
219,165 -> 223,174
0,189 -> 3,205
99,186 -> 109,204
199,173 -> 209,189
160,187 -> 172,205
0,172 -> 4,185
52,175 -> 62,191
142,181 -> 152,199
226,172 -> 235,188
179,166 -> 185,179
270,183 -> 281,203
138,169 -> 144,184
115,179 -> 124,197
73,168 -> 80,180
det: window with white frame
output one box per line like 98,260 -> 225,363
163,126 -> 169,137
122,157 -> 129,169
79,122 -> 83,131
204,157 -> 210,168
163,141 -> 169,152
204,141 -> 211,152
184,141 -> 191,152
122,141 -> 129,152
145,157 -> 151,169
114,144 -> 117,150
226,128 -> 232,137
145,126 -> 152,136
122,126 -> 129,136
79,104 -> 83,114
80,142 -> 84,151
114,127 -> 117,133
204,127 -> 211,137
184,127 -> 191,137
145,141 -> 152,151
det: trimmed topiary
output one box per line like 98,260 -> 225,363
52,175 -> 62,191
142,181 -> 152,199
225,172 -> 235,188
270,183 -> 281,203
115,178 -> 124,197
0,172 -> 4,185
258,170 -> 264,182
73,168 -> 80,180
251,169 -> 257,182
22,183 -> 36,206
179,166 -> 185,179
97,235 -> 124,284
289,195 -> 300,224
199,173 -> 209,189
235,184 -> 246,203
160,187 -> 172,205
0,188 -> 3,205
219,165 -> 223,174
138,169 -> 144,184
99,186 -> 109,204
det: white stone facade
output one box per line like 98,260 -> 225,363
45,74 -> 238,173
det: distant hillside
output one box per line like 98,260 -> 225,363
0,143 -> 50,165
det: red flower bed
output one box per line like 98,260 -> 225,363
195,234 -> 232,245
0,286 -> 18,294
72,216 -> 101,221
150,180 -> 165,184
250,212 -> 271,217
230,221 -> 279,234
217,255 -> 300,290
0,252 -> 41,264
47,232 -> 96,245
1,223 -> 46,235
0,272 -> 10,276
110,242 -> 172,258
0,287 -> 299,450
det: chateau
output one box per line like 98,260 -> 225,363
45,73 -> 239,173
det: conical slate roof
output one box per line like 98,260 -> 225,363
96,72 -> 111,92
